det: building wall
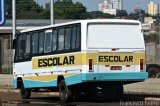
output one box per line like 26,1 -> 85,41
0,33 -> 12,74
144,17 -> 154,23
146,43 -> 160,65
103,9 -> 117,15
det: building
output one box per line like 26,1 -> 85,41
99,0 -> 118,15
99,0 -> 123,15
147,0 -> 159,16
144,17 -> 155,23
111,0 -> 123,10
99,1 -> 112,11
99,0 -> 116,15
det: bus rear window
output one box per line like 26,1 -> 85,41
87,23 -> 144,49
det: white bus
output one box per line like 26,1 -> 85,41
13,19 -> 148,102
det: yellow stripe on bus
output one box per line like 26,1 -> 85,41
32,53 -> 145,69
23,73 -> 78,82
98,53 -> 145,65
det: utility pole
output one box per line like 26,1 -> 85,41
12,0 -> 16,74
12,0 -> 16,40
50,0 -> 55,25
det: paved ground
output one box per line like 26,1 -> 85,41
0,92 -> 158,106
1,92 -> 160,106
1,74 -> 160,105
0,92 -> 120,106
0,74 -> 13,87
124,79 -> 160,94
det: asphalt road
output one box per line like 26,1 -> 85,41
1,92 -> 160,106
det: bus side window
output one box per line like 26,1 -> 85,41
45,30 -> 52,53
18,34 -> 26,59
76,25 -> 80,49
58,28 -> 65,51
14,39 -> 18,60
24,33 -> 31,57
32,32 -> 38,54
65,27 -> 71,50
15,35 -> 21,60
52,29 -> 57,51
39,32 -> 45,53
71,26 -> 76,49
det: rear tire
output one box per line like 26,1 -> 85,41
116,84 -> 124,100
69,86 -> 81,101
59,80 -> 72,103
147,65 -> 160,78
20,81 -> 31,99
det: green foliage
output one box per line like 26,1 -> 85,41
6,0 -> 44,19
40,9 -> 50,19
153,14 -> 160,20
6,0 -> 116,19
116,10 -> 128,17
144,33 -> 159,44
89,11 -> 115,19
128,13 -> 140,20
54,0 -> 87,19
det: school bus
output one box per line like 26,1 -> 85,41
13,19 -> 148,102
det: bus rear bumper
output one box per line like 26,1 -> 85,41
82,72 -> 148,81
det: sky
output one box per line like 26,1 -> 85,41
38,0 -> 160,13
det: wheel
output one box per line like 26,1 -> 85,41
116,84 -> 124,100
20,81 -> 31,99
59,80 -> 72,103
147,66 -> 160,78
69,86 -> 81,101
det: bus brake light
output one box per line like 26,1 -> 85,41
140,59 -> 144,70
89,59 -> 93,71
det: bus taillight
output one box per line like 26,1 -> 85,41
89,59 -> 93,72
140,59 -> 144,71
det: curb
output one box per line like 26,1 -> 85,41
34,92 -> 59,96
145,98 -> 160,101
0,88 -> 19,93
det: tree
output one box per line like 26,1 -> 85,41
89,11 -> 115,19
40,9 -> 50,19
128,13 -> 140,20
6,0 -> 44,19
6,0 -> 115,19
54,0 -> 88,19
116,10 -> 128,17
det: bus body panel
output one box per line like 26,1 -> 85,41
13,51 -> 147,89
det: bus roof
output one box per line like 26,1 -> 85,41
20,19 -> 141,33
